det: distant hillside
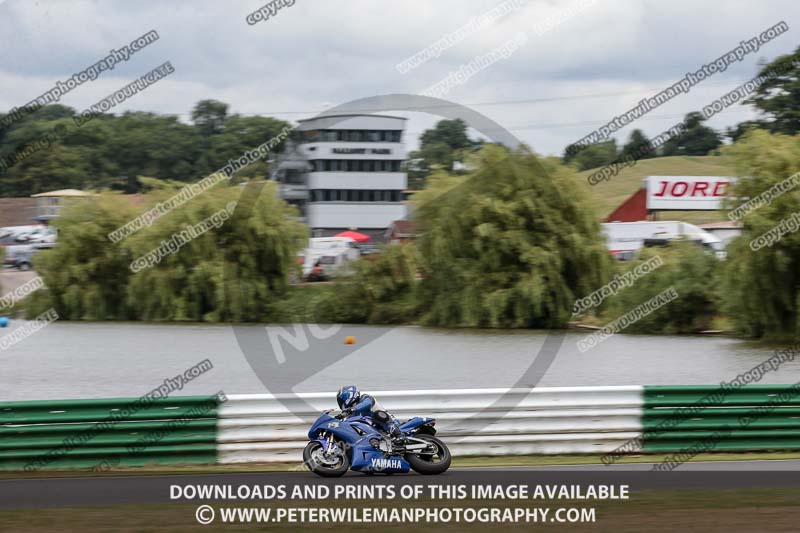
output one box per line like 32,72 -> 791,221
576,156 -> 737,224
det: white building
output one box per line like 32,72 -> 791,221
272,114 -> 408,236
698,221 -> 743,247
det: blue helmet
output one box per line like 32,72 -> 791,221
337,385 -> 360,410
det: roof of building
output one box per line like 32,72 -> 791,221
31,189 -> 92,198
698,221 -> 743,230
297,113 -> 407,123
604,188 -> 648,222
385,219 -> 417,237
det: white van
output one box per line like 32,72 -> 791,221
301,237 -> 361,278
602,221 -> 726,260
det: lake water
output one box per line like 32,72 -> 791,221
0,322 -> 797,400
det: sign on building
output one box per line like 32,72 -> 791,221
646,176 -> 735,211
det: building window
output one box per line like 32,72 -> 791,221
309,189 -> 404,203
305,129 -> 404,142
309,159 -> 405,172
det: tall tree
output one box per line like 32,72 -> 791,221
191,99 -> 229,136
407,119 -> 480,189
0,102 -> 292,196
660,112 -> 721,156
620,129 -> 654,160
566,139 -> 618,171
412,145 -> 612,328
744,46 -> 800,135
725,120 -> 769,143
719,129 -> 800,340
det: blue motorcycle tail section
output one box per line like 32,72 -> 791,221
399,416 -> 434,432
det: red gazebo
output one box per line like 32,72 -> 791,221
335,230 -> 371,243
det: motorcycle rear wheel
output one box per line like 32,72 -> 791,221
405,435 -> 451,475
303,441 -> 349,477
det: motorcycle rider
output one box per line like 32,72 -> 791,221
336,385 -> 404,448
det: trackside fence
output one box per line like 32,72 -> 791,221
1,385 -> 798,470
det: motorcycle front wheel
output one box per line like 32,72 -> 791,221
303,441 -> 349,477
405,435 -> 452,475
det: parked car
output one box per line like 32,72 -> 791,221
15,226 -> 57,244
0,225 -> 42,246
2,243 -> 53,271
3,245 -> 35,271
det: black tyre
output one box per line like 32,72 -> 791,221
303,441 -> 349,477
405,435 -> 451,475
18,262 -> 31,271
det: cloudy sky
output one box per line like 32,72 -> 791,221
0,0 -> 798,155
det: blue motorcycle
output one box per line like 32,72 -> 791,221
303,410 -> 451,477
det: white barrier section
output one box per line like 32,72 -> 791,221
217,387 -> 645,464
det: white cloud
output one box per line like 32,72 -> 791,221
0,0 -> 797,154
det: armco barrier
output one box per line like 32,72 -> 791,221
641,384 -> 800,452
1,385 -> 799,470
0,395 -> 220,470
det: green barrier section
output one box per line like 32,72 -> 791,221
0,395 -> 221,471
642,384 -> 800,452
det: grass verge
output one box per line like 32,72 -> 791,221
3,452 -> 800,479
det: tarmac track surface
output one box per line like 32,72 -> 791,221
2,460 -> 800,509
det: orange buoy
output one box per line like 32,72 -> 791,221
344,335 -> 356,345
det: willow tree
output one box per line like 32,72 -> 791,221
27,194 -> 138,320
413,145 -> 612,328
28,182 -> 307,322
720,130 -> 800,340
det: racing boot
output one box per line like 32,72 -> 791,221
388,423 -> 405,453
